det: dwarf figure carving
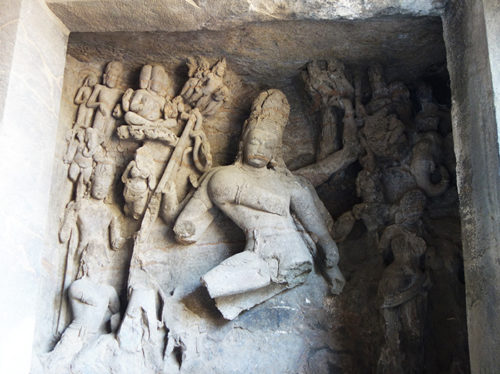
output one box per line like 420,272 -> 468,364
64,127 -> 104,199
174,89 -> 344,320
122,154 -> 157,220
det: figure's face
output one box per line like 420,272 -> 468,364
104,67 -> 120,88
139,77 -> 149,89
87,75 -> 98,87
91,174 -> 112,200
150,77 -> 164,94
216,64 -> 225,76
243,127 -> 279,168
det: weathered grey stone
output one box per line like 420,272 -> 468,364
46,0 -> 446,33
0,1 -> 69,373
443,0 -> 500,372
6,0 -> 500,371
172,89 -> 343,320
0,0 -> 21,123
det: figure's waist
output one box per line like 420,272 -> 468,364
244,226 -> 300,238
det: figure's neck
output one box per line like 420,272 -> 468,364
240,162 -> 269,174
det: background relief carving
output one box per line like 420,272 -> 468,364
34,25 -> 468,372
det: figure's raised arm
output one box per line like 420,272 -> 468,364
121,88 -> 134,112
86,85 -> 102,109
74,87 -> 87,105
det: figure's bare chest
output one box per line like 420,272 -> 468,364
98,86 -> 122,104
77,202 -> 111,232
232,168 -> 290,200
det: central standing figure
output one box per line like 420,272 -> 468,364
174,89 -> 344,319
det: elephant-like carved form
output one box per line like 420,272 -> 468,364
410,131 -> 450,197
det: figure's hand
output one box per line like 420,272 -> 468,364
111,236 -> 125,250
99,104 -> 109,117
59,228 -> 70,244
325,265 -> 345,295
113,103 -> 123,118
174,220 -> 196,244
325,245 -> 340,268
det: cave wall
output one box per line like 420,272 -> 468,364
32,18 -> 469,373
0,1 -> 499,373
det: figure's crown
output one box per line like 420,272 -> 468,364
248,89 -> 290,133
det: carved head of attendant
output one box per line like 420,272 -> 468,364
84,73 -> 98,88
237,89 -> 290,169
91,162 -> 115,200
149,65 -> 169,97
103,61 -> 123,89
214,58 -> 226,77
139,64 -> 152,90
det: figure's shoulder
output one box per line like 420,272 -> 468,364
286,172 -> 313,192
209,165 -> 240,186
206,165 -> 241,199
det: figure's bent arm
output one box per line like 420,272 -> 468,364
86,85 -> 102,109
378,225 -> 399,254
121,161 -> 134,184
290,176 -> 338,267
174,171 -> 219,244
121,88 -> 134,112
74,87 -> 86,105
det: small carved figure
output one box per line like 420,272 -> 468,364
122,64 -> 175,128
74,73 -> 98,129
410,131 -> 450,197
389,81 -> 412,127
366,64 -> 391,115
360,110 -> 408,163
180,56 -> 210,101
63,72 -> 100,196
174,89 -> 344,320
122,155 -> 157,220
414,82 -> 440,132
377,190 -> 430,374
302,59 -> 355,159
64,127 -> 104,199
352,168 -> 393,232
181,57 -> 228,116
294,59 -> 361,187
86,61 -> 124,145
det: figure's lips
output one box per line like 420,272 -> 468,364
248,155 -> 269,162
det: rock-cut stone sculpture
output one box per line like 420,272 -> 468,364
174,89 -> 344,320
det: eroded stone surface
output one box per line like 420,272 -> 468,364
33,18 -> 469,373
46,0 -> 446,33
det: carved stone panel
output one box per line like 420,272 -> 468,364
34,25 -> 468,373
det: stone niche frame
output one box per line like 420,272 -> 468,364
0,0 -> 499,373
